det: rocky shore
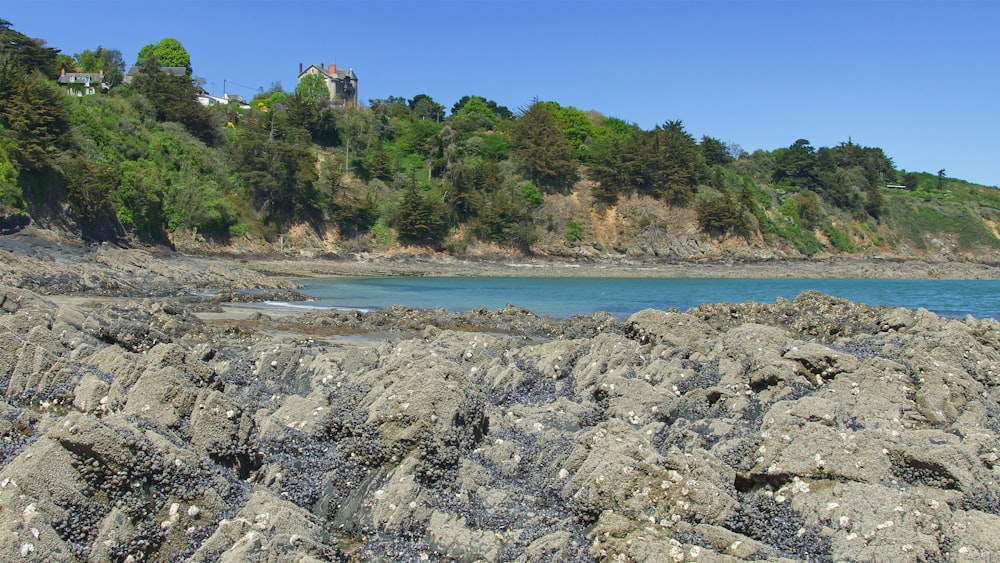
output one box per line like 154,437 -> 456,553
2,232 -> 1000,561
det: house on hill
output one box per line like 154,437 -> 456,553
122,65 -> 188,85
297,63 -> 358,107
58,69 -> 106,96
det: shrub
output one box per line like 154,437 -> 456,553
520,182 -> 544,209
564,219 -> 584,242
696,193 -> 747,235
371,218 -> 395,249
821,222 -> 855,252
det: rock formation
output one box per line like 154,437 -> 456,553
2,259 -> 1000,560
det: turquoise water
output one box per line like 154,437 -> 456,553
285,277 -> 1000,320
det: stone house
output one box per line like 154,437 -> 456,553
297,63 -> 358,107
58,68 -> 106,96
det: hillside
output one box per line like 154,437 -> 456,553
2,22 -> 1000,264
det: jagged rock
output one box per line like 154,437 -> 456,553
1,267 -> 1000,562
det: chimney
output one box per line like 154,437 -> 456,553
299,62 -> 302,74
328,63 -> 337,75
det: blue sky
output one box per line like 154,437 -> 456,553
6,0 -> 998,186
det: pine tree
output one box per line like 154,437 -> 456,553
510,102 -> 577,193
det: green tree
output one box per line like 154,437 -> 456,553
317,160 -> 376,237
128,58 -> 218,145
701,135 -> 732,166
101,48 -> 126,89
73,46 -> 125,89
0,73 -> 70,171
444,162 -> 480,221
471,187 -> 537,251
587,137 -> 629,206
621,121 -> 701,205
510,102 -> 577,193
696,191 -> 748,236
650,120 -> 702,204
410,94 -> 445,122
0,138 -> 22,211
395,187 -> 451,246
792,191 -> 824,229
520,182 -> 544,209
286,94 -> 339,146
451,96 -> 497,133
864,182 -> 884,219
367,141 -> 391,181
75,48 -> 103,72
137,37 -> 192,74
592,116 -> 634,142
0,20 -> 61,79
228,107 -> 320,228
63,154 -> 124,240
548,103 -> 595,158
451,95 -> 512,120
812,146 -> 836,193
773,139 -> 816,186
294,73 -> 329,103
397,118 -> 443,159
0,21 -> 71,174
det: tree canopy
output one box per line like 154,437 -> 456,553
510,102 -> 578,193
294,73 -> 329,104
1,18 -> 994,259
137,37 -> 192,74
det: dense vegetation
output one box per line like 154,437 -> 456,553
2,20 -> 999,258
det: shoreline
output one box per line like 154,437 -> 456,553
6,242 -> 1000,560
241,254 -> 1000,282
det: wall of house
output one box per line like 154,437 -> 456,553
298,64 -> 358,107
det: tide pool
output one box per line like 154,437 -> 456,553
286,277 -> 1000,321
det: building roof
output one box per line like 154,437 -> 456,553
58,68 -> 105,84
297,63 -> 357,82
58,72 -> 103,85
124,65 -> 188,78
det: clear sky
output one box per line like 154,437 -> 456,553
6,0 -> 998,186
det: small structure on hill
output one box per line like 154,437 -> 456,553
58,69 -> 106,96
297,62 -> 358,107
122,65 -> 188,85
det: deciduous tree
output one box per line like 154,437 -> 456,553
137,37 -> 192,74
294,73 -> 329,104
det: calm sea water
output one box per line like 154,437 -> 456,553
282,277 -> 1000,321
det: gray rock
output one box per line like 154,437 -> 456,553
1,272 -> 1000,562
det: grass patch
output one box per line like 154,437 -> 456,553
885,195 -> 1000,250
821,223 -> 855,252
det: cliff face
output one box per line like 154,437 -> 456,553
527,186 -> 1000,264
2,246 -> 1000,561
155,183 -> 1000,264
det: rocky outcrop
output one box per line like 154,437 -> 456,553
2,277 -> 1000,561
0,230 -> 300,298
